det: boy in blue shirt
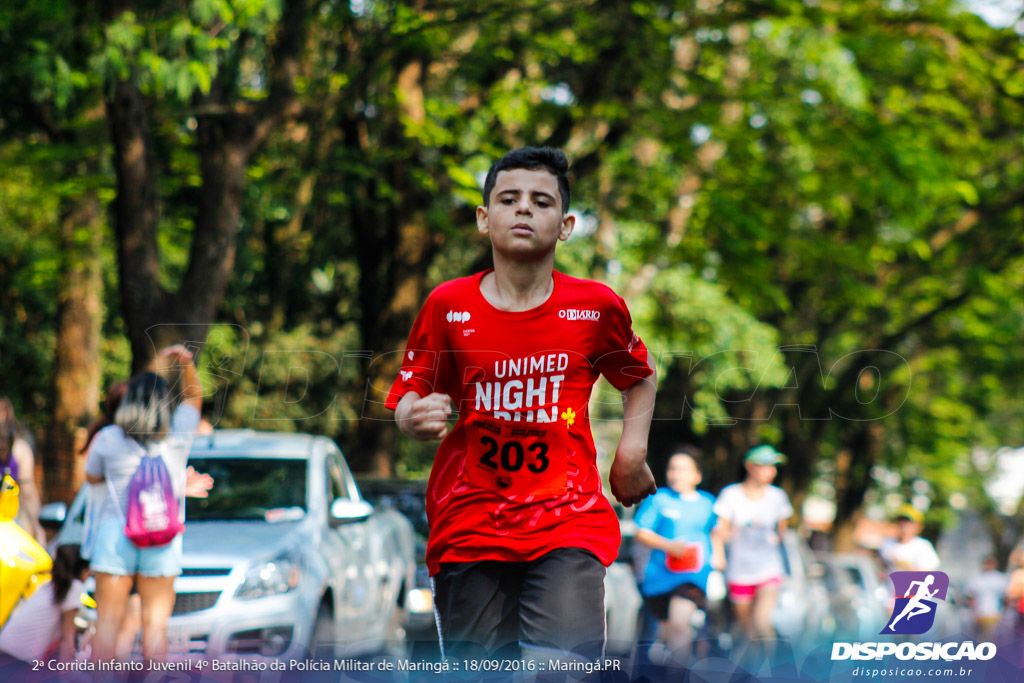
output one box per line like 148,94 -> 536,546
635,448 -> 725,665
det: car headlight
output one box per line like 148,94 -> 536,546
407,587 -> 434,614
235,553 -> 302,600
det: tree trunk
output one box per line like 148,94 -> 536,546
345,53 -> 436,475
646,360 -> 701,485
832,423 -> 883,551
44,194 -> 103,504
832,508 -> 863,553
106,73 -> 245,372
103,0 -> 308,372
351,209 -> 433,475
106,77 -> 167,372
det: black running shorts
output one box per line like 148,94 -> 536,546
643,582 -> 706,621
431,547 -> 607,661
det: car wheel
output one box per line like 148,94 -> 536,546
310,602 -> 336,660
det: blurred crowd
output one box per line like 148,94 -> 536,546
0,345 -> 207,677
629,445 -> 1024,670
4,391 -> 1024,673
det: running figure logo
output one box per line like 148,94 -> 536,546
881,571 -> 949,635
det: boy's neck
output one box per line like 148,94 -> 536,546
482,254 -> 557,312
741,480 -> 768,497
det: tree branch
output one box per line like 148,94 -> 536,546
251,0 -> 310,151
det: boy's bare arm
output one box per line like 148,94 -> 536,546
636,528 -> 691,557
396,391 -> 452,441
712,518 -> 732,571
609,351 -> 657,507
711,529 -> 727,571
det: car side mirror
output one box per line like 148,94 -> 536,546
329,499 -> 373,524
38,502 -> 68,530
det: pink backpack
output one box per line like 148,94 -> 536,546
111,444 -> 183,547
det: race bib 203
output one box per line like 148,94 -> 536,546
463,413 -> 569,498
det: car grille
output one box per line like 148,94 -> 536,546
180,567 -> 232,577
172,592 -> 221,615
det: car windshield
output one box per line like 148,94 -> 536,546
359,483 -> 429,540
844,566 -> 865,588
185,457 -> 307,522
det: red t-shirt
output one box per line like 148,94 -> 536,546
386,270 -> 652,575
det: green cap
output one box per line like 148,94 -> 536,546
744,445 -> 787,466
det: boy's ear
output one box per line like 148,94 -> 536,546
558,212 -> 575,242
476,206 -> 490,235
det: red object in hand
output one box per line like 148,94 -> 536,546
666,543 -> 700,573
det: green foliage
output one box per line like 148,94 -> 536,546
1,0 -> 1022,526
638,268 -> 789,429
0,148 -> 61,425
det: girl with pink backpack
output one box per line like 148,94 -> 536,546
84,345 -> 202,665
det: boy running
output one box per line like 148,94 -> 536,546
386,147 -> 657,663
635,448 -> 725,666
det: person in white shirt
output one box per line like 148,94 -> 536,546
966,557 -> 1006,638
0,544 -> 90,663
713,445 -> 793,646
81,378 -> 213,660
879,505 -> 940,572
84,346 -> 202,665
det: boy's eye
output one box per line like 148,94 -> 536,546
501,197 -> 516,204
536,201 -> 550,208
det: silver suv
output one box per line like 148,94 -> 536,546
51,430 -> 416,660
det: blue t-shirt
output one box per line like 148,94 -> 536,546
635,488 -> 716,597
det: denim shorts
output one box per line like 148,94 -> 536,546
89,516 -> 183,578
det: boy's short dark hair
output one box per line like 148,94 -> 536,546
668,443 -> 703,471
482,147 -> 571,213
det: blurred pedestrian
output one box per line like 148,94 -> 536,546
81,381 -> 130,458
84,345 -> 202,664
1005,548 -> 1024,636
879,505 -> 939,572
635,447 -> 725,666
80,377 -> 214,657
80,380 -> 130,566
0,398 -> 45,545
0,544 -> 90,663
82,380 -> 212,521
110,465 -> 212,659
713,445 -> 793,648
965,556 -> 1006,639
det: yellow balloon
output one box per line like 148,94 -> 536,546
0,519 -> 53,628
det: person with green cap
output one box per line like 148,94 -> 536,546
712,445 -> 793,646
